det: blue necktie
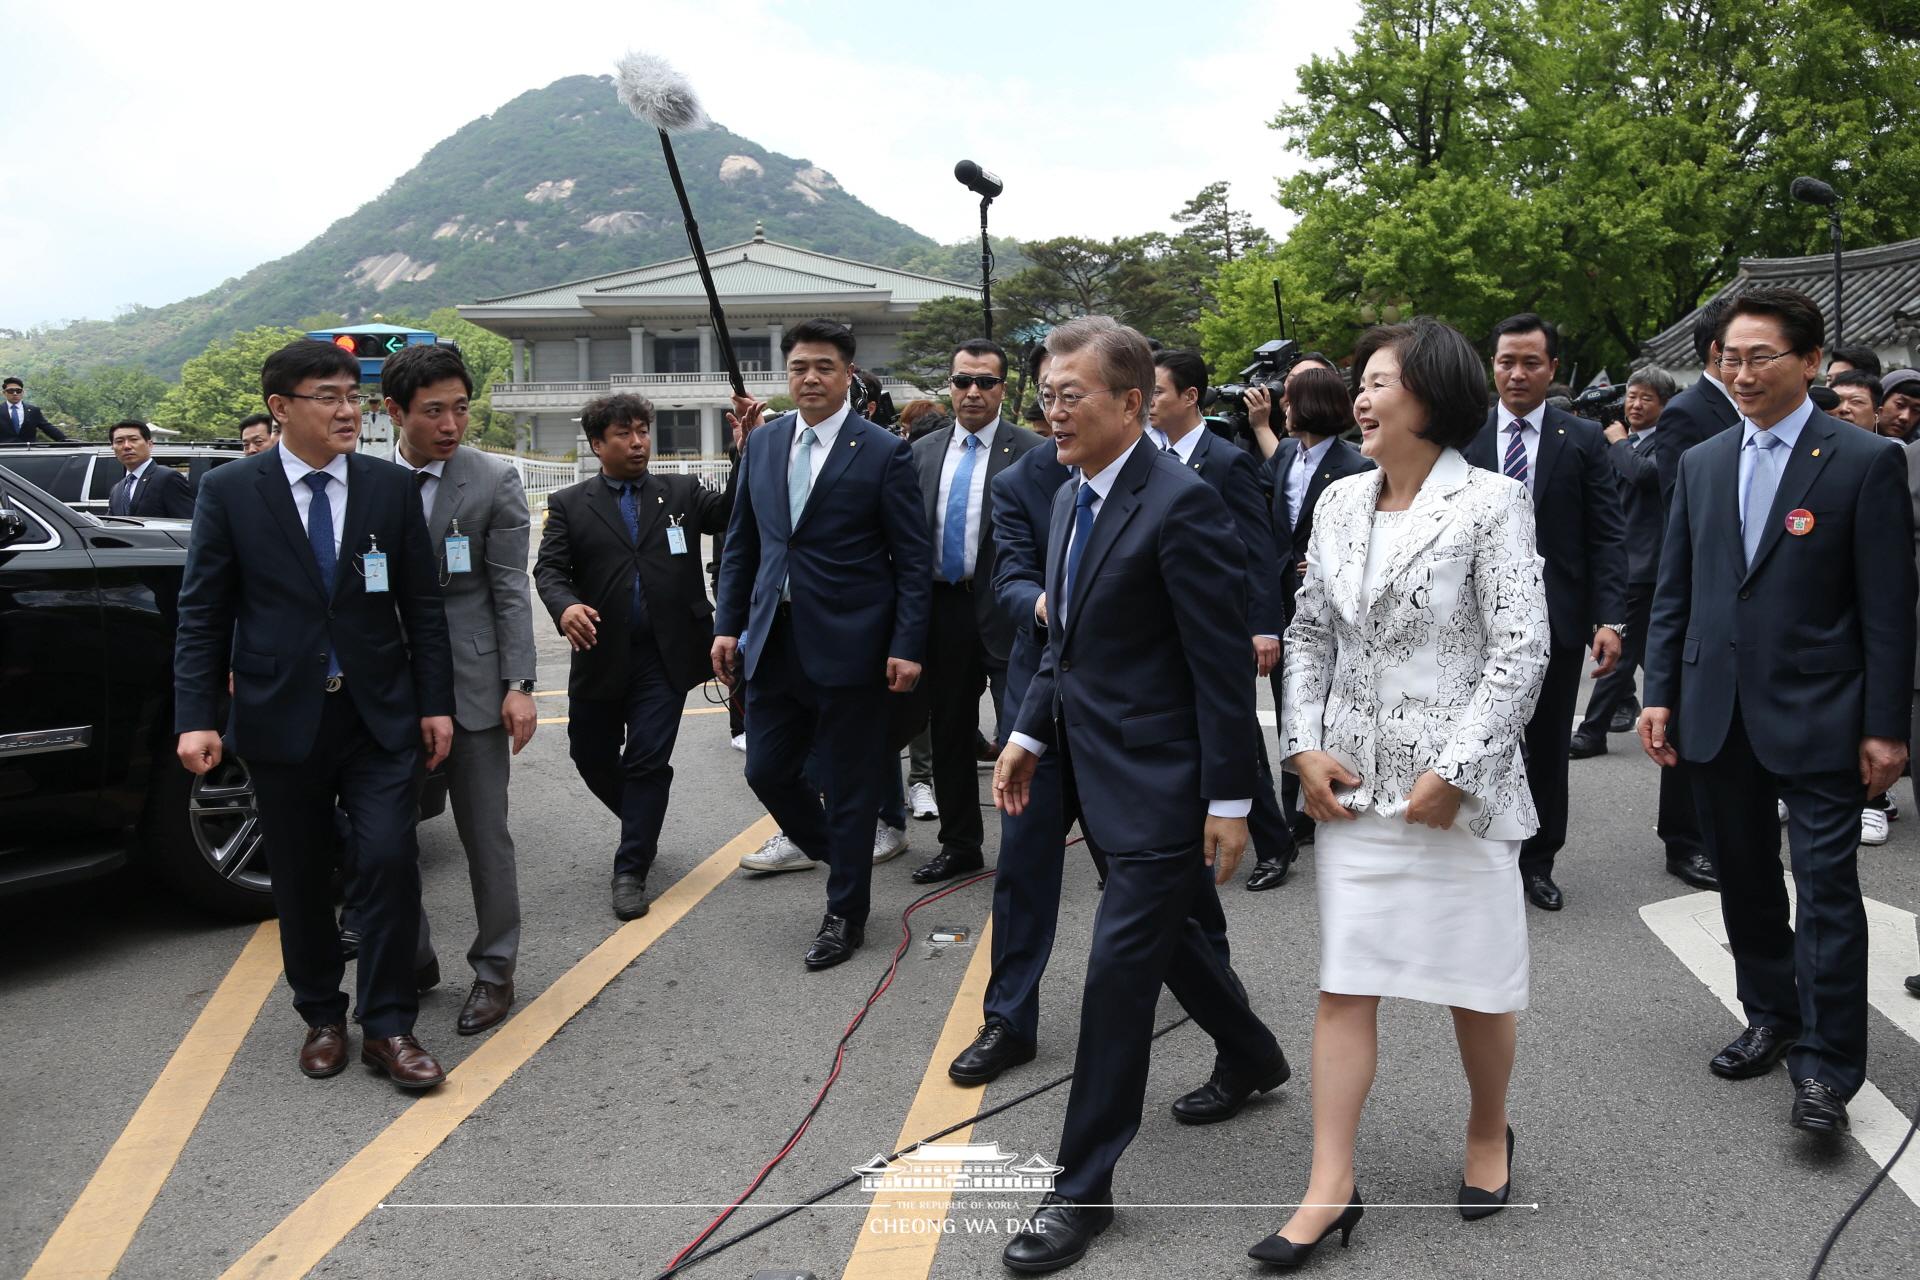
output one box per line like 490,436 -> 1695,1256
619,480 -> 650,630
1503,421 -> 1529,488
303,472 -> 341,679
1061,482 -> 1098,625
940,434 -> 981,582
789,426 -> 818,528
1741,431 -> 1786,568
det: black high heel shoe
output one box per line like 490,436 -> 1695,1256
1457,1125 -> 1515,1221
1248,1190 -> 1364,1267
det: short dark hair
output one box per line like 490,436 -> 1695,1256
261,339 -> 359,407
1692,295 -> 1735,363
380,343 -> 472,413
108,419 -> 152,441
1489,313 -> 1560,361
1829,343 -> 1882,376
1023,400 -> 1046,424
1830,369 -> 1885,408
1285,366 -> 1353,438
237,412 -> 274,434
1349,317 -> 1489,450
1024,343 -> 1050,382
1809,385 -> 1840,411
781,319 -> 855,364
1153,349 -> 1208,399
951,338 -> 1008,378
1294,351 -> 1335,374
581,393 -> 654,441
1716,286 -> 1825,355
2,376 -> 21,390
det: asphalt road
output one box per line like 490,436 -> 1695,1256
6,630 -> 1920,1280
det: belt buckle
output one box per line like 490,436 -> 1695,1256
324,675 -> 344,693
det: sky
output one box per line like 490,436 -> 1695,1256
0,0 -> 1361,332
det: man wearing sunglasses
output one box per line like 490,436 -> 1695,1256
906,340 -> 1046,885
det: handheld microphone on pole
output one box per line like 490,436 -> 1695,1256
1790,175 -> 1845,346
617,52 -> 747,398
953,161 -> 1002,337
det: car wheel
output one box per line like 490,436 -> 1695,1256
144,753 -> 276,920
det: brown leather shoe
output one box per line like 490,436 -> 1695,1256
299,1024 -> 349,1079
361,1034 -> 447,1090
457,979 -> 514,1036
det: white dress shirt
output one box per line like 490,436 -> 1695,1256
1497,401 -> 1546,490
934,419 -> 999,580
281,448 -> 350,557
395,453 -> 447,519
1010,436 -> 1249,817
786,402 -> 850,488
1286,435 -> 1335,531
118,457 -> 155,493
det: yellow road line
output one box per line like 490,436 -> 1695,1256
219,817 -> 775,1280
26,922 -> 284,1280
841,916 -> 997,1280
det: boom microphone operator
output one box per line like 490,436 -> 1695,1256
953,161 -> 1002,337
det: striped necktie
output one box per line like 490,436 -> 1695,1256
1503,421 -> 1530,488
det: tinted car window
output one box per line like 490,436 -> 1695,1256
2,453 -> 88,501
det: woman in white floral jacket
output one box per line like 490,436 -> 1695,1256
1250,319 -> 1548,1269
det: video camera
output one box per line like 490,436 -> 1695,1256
1213,339 -> 1302,424
1568,382 -> 1626,427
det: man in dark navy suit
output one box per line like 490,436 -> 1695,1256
1148,348 -> 1294,889
713,319 -> 932,970
174,339 -> 455,1090
0,377 -> 66,443
105,420 -> 194,518
908,338 -> 1044,885
1643,287 -> 1916,1135
993,317 -> 1285,1274
1466,313 -> 1628,912
1256,364 -> 1372,849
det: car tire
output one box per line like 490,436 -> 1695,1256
143,753 -> 277,921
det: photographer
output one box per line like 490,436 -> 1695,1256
1246,351 -> 1339,460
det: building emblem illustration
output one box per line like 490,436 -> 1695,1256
853,1143 -> 1063,1193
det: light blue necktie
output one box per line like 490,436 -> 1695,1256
1061,482 -> 1098,626
940,434 -> 981,581
788,426 -> 817,529
1741,431 -> 1785,568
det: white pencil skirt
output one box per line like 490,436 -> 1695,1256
1315,809 -> 1529,1014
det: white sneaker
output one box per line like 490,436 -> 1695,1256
739,832 -> 815,873
1861,808 -> 1890,846
1778,799 -> 1789,824
873,821 -> 909,865
730,733 -> 747,753
909,782 -> 939,821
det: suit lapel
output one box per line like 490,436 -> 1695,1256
1185,427 -> 1214,477
921,425 -> 951,530
1061,441 -> 1152,645
759,415 -> 799,540
976,422 -> 1017,560
1530,408 -> 1569,499
632,471 -> 669,548
333,455 -> 374,602
1745,415 -> 1838,583
427,452 -> 466,542
1325,467 -> 1383,624
587,473 -> 633,546
796,415 -> 863,530
1363,449 -> 1470,614
258,462 -> 329,601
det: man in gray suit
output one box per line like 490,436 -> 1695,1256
383,344 -> 538,1036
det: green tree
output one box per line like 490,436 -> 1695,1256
1171,181 -> 1273,265
26,362 -> 171,436
893,295 -> 997,390
155,326 -> 305,438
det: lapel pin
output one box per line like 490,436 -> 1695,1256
656,495 -> 664,503
1786,509 -> 1815,536
1557,427 -> 1566,434
1811,448 -> 1821,457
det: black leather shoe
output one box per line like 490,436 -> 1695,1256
1666,852 -> 1719,890
1710,1025 -> 1797,1079
1524,875 -> 1563,911
1172,1052 -> 1291,1125
1906,973 -> 1920,997
1568,732 -> 1607,759
415,956 -> 441,995
804,914 -> 864,970
911,847 -> 985,885
1002,1194 -> 1113,1274
949,1022 -> 1037,1085
1610,699 -> 1640,733
1457,1126 -> 1515,1220
1790,1078 -> 1849,1133
611,872 -> 650,920
1246,857 -> 1291,891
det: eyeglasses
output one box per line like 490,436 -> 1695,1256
949,374 -> 1005,391
1356,376 -> 1401,395
1716,351 -> 1797,374
1038,387 -> 1115,412
284,391 -> 368,410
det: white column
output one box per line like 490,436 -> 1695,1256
765,322 -> 783,376
628,325 -> 648,375
575,336 -> 592,380
697,324 -> 714,375
509,338 -> 525,382
699,407 -> 720,457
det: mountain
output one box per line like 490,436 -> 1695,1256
0,75 -> 938,377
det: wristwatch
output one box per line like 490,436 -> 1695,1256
1600,623 -> 1628,638
511,679 -> 536,694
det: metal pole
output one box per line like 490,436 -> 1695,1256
978,197 -> 994,339
1830,208 -> 1845,348
658,128 -> 746,397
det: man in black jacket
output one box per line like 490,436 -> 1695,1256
105,420 -> 194,518
0,377 -> 66,443
174,338 -> 455,1090
1466,313 -> 1628,912
535,393 -> 735,920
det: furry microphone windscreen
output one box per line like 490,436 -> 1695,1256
615,52 -> 708,133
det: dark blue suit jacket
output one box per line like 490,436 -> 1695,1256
0,402 -> 66,444
1012,440 -> 1257,853
715,410 -> 931,687
1175,427 -> 1284,636
1467,404 -> 1629,650
1644,406 -> 1916,773
112,463 -> 195,519
989,440 -> 1072,717
173,450 -> 455,763
1652,375 -> 1741,508
1265,434 -> 1372,626
1609,428 -> 1664,585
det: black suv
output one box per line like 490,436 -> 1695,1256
0,464 -> 445,919
0,440 -> 246,515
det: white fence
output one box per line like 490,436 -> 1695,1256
480,448 -> 731,504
